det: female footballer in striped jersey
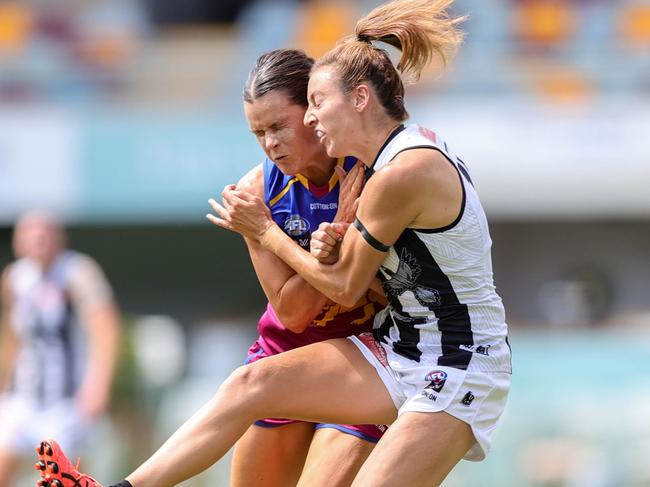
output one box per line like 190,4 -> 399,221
34,1 -> 510,486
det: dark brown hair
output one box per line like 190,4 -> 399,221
243,49 -> 314,107
314,0 -> 465,121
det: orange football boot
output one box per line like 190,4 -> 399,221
35,440 -> 103,487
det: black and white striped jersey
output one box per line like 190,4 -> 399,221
6,251 -> 113,406
369,125 -> 511,374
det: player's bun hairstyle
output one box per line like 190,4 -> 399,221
314,0 -> 465,121
243,49 -> 315,107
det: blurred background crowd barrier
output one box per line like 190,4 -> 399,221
1,0 -> 649,485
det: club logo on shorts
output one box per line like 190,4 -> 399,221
424,370 -> 447,393
461,391 -> 475,406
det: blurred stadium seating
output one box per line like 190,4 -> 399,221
1,1 -> 649,485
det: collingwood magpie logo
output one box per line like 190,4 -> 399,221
382,248 -> 441,307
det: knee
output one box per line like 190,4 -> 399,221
218,362 -> 267,404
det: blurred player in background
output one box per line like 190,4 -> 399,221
223,48 -> 386,487
0,211 -> 120,487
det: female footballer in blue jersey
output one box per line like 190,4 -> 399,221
222,49 -> 386,487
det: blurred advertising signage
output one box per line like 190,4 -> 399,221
2,102 -> 648,225
78,113 -> 251,223
420,99 -> 650,219
0,110 -> 80,224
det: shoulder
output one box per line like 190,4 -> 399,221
362,148 -> 460,225
397,146 -> 456,187
64,252 -> 107,282
1,259 -> 28,292
64,252 -> 114,305
236,164 -> 264,198
372,148 -> 450,192
1,261 -> 21,302
67,251 -> 97,268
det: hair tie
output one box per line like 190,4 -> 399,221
357,34 -> 372,44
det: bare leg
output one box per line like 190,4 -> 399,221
0,447 -> 20,487
125,339 -> 396,487
352,411 -> 475,487
297,427 -> 375,487
230,422 -> 314,487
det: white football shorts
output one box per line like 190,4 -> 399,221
349,333 -> 510,461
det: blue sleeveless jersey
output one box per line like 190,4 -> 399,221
263,156 -> 358,249
257,155 -> 386,354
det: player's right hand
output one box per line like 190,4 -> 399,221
310,222 -> 349,264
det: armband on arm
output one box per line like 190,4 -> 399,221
353,218 -> 390,252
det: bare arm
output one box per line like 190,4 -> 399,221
217,165 -> 329,333
259,169 -> 416,307
0,267 -> 18,393
311,221 -> 387,299
212,150 -> 462,307
68,256 -> 121,419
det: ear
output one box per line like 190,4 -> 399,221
353,84 -> 371,113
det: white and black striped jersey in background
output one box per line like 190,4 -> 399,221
367,125 -> 511,374
6,251 -> 113,407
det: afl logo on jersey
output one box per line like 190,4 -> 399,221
283,215 -> 311,249
284,215 -> 310,237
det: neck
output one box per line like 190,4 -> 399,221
353,120 -> 403,168
300,151 -> 338,187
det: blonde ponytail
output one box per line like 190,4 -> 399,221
355,0 -> 465,80
315,0 -> 465,121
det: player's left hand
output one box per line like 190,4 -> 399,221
207,186 -> 274,242
333,162 -> 364,223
